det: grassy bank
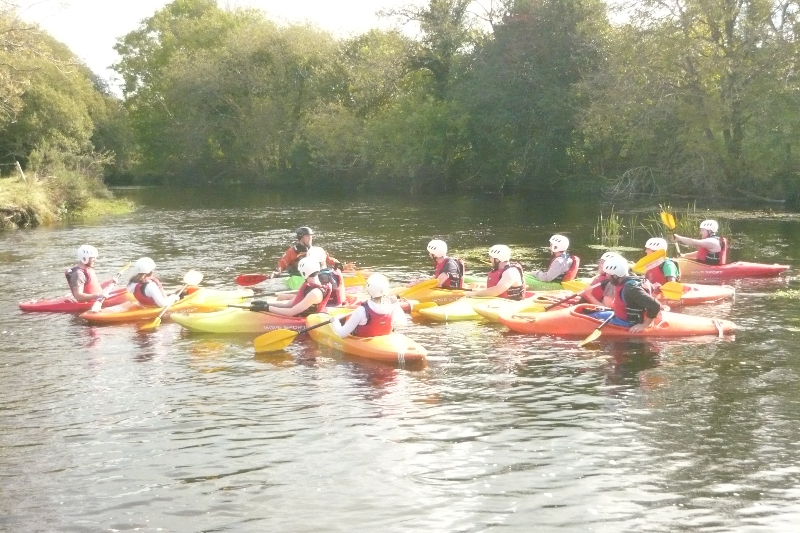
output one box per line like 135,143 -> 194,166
0,174 -> 134,231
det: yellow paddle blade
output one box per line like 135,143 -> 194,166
659,281 -> 684,300
666,213 -> 676,230
561,280 -> 588,293
659,211 -> 670,226
254,329 -> 300,353
343,272 -> 366,287
396,278 -> 440,298
139,316 -> 162,331
578,328 -> 602,347
631,249 -> 666,274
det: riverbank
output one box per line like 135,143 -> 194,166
0,176 -> 134,231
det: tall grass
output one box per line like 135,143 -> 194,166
594,208 -> 636,248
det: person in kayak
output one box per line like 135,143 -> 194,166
581,251 -> 623,305
530,234 -> 579,282
671,219 -> 727,265
66,244 -> 110,303
256,257 -> 332,317
275,226 -> 351,276
466,245 -> 525,300
331,274 -> 407,338
591,255 -> 663,333
643,238 -> 680,287
307,246 -> 348,306
127,257 -> 180,307
427,239 -> 464,289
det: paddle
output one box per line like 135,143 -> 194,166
660,210 -> 681,254
579,313 -> 615,346
90,262 -> 131,312
139,270 -> 204,331
236,271 -> 366,287
562,277 -> 683,300
631,249 -> 667,274
389,278 -> 440,298
254,313 -> 354,353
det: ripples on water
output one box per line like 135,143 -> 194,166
1,193 -> 799,531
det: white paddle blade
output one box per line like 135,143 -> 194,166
183,270 -> 204,285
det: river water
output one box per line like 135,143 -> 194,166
1,189 -> 799,532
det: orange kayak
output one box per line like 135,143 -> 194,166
498,304 -> 735,338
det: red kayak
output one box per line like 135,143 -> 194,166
498,304 -> 735,338
19,287 -> 132,313
662,283 -> 735,307
675,258 -> 789,279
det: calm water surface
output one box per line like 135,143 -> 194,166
1,189 -> 799,532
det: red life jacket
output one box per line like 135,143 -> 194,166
547,253 -> 580,282
486,262 -> 525,300
353,301 -> 394,337
65,265 -> 103,295
587,273 -> 607,301
434,256 -> 465,289
319,268 -> 346,306
610,278 -> 646,323
696,236 -> 727,265
644,258 -> 680,285
289,279 -> 332,316
132,277 -> 165,307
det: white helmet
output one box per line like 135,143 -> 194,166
426,239 -> 447,258
549,234 -> 569,253
365,273 -> 390,298
602,255 -> 629,277
645,238 -> 668,252
297,257 -> 320,279
488,244 -> 511,263
600,251 -> 622,262
134,257 -> 156,275
306,246 -> 326,267
700,219 -> 719,233
76,245 -> 98,264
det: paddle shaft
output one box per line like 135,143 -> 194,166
579,312 -> 615,346
90,262 -> 131,312
545,283 -> 601,310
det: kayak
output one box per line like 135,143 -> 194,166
663,283 -> 735,306
19,287 -> 133,313
306,313 -> 427,365
285,272 -> 367,290
675,258 -> 789,279
473,291 -> 575,322
172,306 -> 353,334
498,303 -> 736,338
79,288 -> 254,324
416,291 -> 571,322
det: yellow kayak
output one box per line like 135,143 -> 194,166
79,287 -> 254,324
306,313 -> 427,366
472,291 -> 575,322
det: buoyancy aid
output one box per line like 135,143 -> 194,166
486,262 -> 525,300
353,300 -> 394,337
547,252 -> 578,282
587,273 -> 607,301
132,277 -> 165,307
65,265 -> 102,295
696,235 -> 727,265
610,277 -> 646,324
434,256 -> 465,289
289,279 -> 332,316
645,258 -> 681,285
319,268 -> 346,306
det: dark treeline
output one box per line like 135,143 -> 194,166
5,0 -> 800,204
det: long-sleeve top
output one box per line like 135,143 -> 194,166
532,255 -> 573,282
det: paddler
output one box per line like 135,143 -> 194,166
581,251 -> 623,305
465,245 -> 525,300
127,257 -> 180,307
275,226 -> 351,276
643,238 -> 680,287
307,246 -> 347,306
530,234 -> 578,282
331,274 -> 407,338
590,255 -> 663,333
426,239 -> 465,289
66,245 -> 110,303
255,257 -> 332,317
671,219 -> 727,265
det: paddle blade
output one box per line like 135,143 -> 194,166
254,329 -> 300,353
631,249 -> 666,274
659,281 -> 684,300
578,328 -> 602,347
410,301 -> 438,317
343,272 -> 366,287
90,299 -> 103,313
139,316 -> 162,331
235,273 -> 270,286
183,270 -> 204,285
666,213 -> 676,230
396,278 -> 439,298
561,280 -> 588,293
